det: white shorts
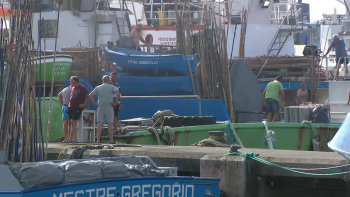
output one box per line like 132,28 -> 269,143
97,106 -> 114,124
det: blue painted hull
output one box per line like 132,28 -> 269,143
260,81 -> 329,90
100,70 -> 196,96
105,47 -> 200,76
118,76 -> 196,96
1,177 -> 220,197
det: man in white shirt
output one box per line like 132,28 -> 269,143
58,85 -> 72,143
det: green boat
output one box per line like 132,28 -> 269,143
38,97 -> 340,151
34,55 -> 73,82
100,122 -> 339,152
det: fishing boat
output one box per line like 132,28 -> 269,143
105,46 -> 199,76
98,121 -> 339,152
34,55 -> 73,83
101,70 -> 196,95
0,153 -> 221,197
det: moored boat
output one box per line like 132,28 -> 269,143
101,70 -> 196,96
105,46 -> 199,76
100,122 -> 339,151
34,55 -> 73,83
0,154 -> 221,197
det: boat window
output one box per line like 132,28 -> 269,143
33,0 -> 69,12
79,0 -> 95,12
40,20 -> 58,39
71,0 -> 81,10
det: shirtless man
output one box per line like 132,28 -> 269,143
129,24 -> 149,50
296,82 -> 309,105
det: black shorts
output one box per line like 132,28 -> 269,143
67,106 -> 83,120
337,58 -> 349,66
266,98 -> 279,113
113,104 -> 120,117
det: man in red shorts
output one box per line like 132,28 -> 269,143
67,76 -> 90,143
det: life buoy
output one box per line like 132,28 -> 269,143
145,34 -> 153,45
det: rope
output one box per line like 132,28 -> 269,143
194,139 -> 231,147
228,151 -> 350,177
57,143 -> 102,160
164,126 -> 175,145
262,121 -> 276,149
146,127 -> 161,145
303,121 -> 319,151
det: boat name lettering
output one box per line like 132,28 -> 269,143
54,62 -> 70,66
128,60 -> 159,64
158,37 -> 176,42
54,67 -> 68,71
159,42 -> 176,46
52,184 -> 194,197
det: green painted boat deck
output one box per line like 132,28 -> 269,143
104,123 -> 339,152
40,97 -> 340,152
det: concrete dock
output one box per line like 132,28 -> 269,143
47,143 -> 350,197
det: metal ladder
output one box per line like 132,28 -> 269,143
267,29 -> 291,56
115,0 -> 132,37
267,3 -> 303,56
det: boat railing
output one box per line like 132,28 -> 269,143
140,44 -> 178,54
143,1 -> 235,26
122,95 -> 201,115
267,3 -> 303,55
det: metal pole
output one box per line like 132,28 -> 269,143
150,0 -> 153,24
118,0 -> 125,35
326,57 -> 329,81
161,0 -> 164,25
198,97 -> 201,115
310,26 -> 316,103
256,60 -> 268,78
131,0 -> 138,25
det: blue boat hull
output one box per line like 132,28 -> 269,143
105,47 -> 199,76
118,76 -> 196,96
2,177 -> 220,197
99,71 -> 196,96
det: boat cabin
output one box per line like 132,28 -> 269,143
32,0 -> 131,51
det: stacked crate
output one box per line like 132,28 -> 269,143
60,47 -> 102,78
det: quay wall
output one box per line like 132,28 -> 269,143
47,144 -> 350,197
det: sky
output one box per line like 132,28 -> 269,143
303,0 -> 346,22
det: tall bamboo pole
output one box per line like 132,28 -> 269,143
46,0 -> 61,154
43,38 -> 47,158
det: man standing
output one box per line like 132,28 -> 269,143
296,82 -> 308,105
67,76 -> 90,143
324,34 -> 348,80
58,85 -> 72,143
89,75 -> 120,143
129,24 -> 149,50
262,76 -> 285,123
110,72 -> 123,134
